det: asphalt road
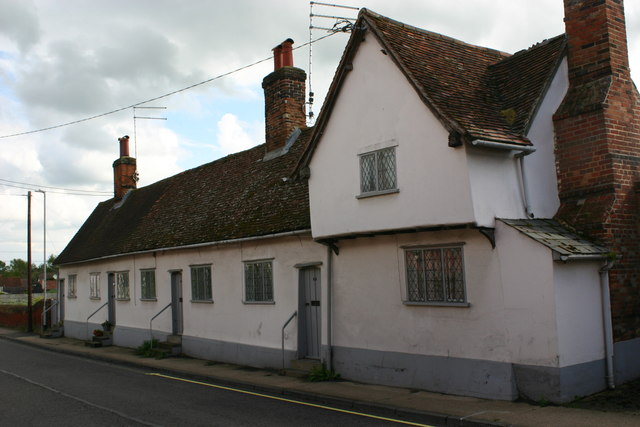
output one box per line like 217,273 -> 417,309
0,339 -> 431,426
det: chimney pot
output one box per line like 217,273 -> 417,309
273,44 -> 283,70
281,38 -> 294,67
118,135 -> 130,158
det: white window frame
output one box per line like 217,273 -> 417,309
357,146 -> 398,198
115,271 -> 130,300
190,265 -> 212,302
68,274 -> 77,298
404,245 -> 469,307
89,273 -> 100,299
243,260 -> 274,304
140,269 -> 156,301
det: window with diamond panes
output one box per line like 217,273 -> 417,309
244,261 -> 273,302
140,269 -> 156,300
405,247 -> 466,304
360,147 -> 397,194
115,271 -> 129,300
191,265 -> 212,301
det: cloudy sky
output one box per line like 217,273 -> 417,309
0,0 -> 638,266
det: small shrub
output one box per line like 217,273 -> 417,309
307,364 -> 340,382
93,329 -> 104,337
135,339 -> 165,359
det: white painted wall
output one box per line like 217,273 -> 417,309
554,260 -> 604,367
494,221 -> 560,366
60,234 -> 326,352
466,146 -> 526,227
331,226 -> 569,367
308,35 -> 475,239
523,58 -> 568,218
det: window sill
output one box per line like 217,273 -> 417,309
67,296 -> 77,299
140,298 -> 157,302
90,297 -> 101,300
403,301 -> 470,308
191,299 -> 214,304
356,188 -> 399,199
116,298 -> 130,301
242,300 -> 275,305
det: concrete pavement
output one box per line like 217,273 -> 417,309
0,328 -> 637,427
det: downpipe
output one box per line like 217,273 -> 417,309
600,260 -> 616,389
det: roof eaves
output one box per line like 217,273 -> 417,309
521,35 -> 568,135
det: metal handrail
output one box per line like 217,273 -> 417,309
149,303 -> 172,348
281,310 -> 297,372
85,301 -> 108,340
41,299 -> 59,332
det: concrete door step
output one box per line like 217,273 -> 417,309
157,341 -> 181,356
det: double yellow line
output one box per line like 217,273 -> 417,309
147,373 -> 435,426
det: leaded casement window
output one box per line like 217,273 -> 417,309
115,271 -> 129,300
89,273 -> 100,299
359,147 -> 397,194
68,274 -> 77,298
405,246 -> 466,304
190,265 -> 212,302
244,260 -> 274,303
140,269 -> 156,300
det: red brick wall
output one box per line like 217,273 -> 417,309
0,300 -> 46,329
555,0 -> 640,341
112,156 -> 137,199
262,66 -> 307,152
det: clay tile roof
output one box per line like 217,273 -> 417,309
362,10 -> 566,145
55,130 -> 312,265
299,9 -> 567,170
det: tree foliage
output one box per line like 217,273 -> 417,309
0,255 -> 58,279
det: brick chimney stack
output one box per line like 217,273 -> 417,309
554,0 -> 640,340
113,135 -> 137,199
262,38 -> 307,153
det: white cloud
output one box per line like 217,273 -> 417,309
215,113 -> 260,156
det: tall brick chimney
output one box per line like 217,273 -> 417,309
554,0 -> 640,340
112,135 -> 137,199
262,38 -> 307,153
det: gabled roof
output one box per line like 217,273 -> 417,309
55,130 -> 312,265
299,9 -> 566,169
499,219 -> 609,260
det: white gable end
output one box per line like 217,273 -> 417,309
308,34 -> 475,239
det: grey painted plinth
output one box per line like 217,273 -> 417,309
614,337 -> 640,384
182,335 -> 297,369
332,345 -> 609,403
332,345 -> 518,401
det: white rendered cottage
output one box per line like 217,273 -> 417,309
56,1 -> 640,404
297,2 -> 639,402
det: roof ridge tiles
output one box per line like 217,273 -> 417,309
360,8 -> 510,60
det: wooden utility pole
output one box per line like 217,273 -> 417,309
27,191 -> 33,332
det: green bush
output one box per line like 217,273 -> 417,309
307,363 -> 340,382
134,339 -> 165,359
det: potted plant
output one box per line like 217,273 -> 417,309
101,320 -> 113,332
93,329 -> 104,337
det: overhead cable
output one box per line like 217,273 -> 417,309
0,32 -> 339,140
